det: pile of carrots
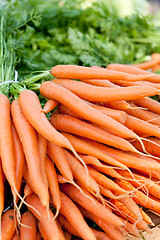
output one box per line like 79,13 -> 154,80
1,54 -> 160,240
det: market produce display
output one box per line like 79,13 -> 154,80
1,0 -> 160,240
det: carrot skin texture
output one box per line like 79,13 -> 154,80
50,114 -> 136,152
47,142 -> 73,181
26,194 -> 65,240
79,206 -> 126,240
58,191 -> 97,240
11,100 -> 49,206
0,95 -> 16,194
60,183 -> 124,228
11,233 -> 20,240
62,132 -> 128,170
64,150 -> 99,193
38,222 -> 49,240
12,123 -> 25,194
43,99 -> 58,113
1,209 -> 16,240
0,161 -> 4,215
18,89 -> 74,150
40,81 -> 138,139
20,212 -> 37,240
35,231 -> 42,240
45,156 -> 61,215
51,65 -> 153,81
52,79 -> 159,102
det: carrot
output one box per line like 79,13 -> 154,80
51,65 -> 153,81
87,104 -> 127,123
119,217 -> 140,237
152,53 -> 160,72
40,81 -> 141,140
60,183 -> 124,228
116,179 -> 160,216
132,137 -> 160,157
134,97 -> 160,115
20,212 -> 37,240
81,79 -> 117,87
24,184 -> 33,198
57,191 -> 97,240
58,214 -> 112,240
12,123 -> 25,195
58,104 -> 84,120
111,199 -> 150,232
11,232 -> 20,240
78,206 -> 126,240
107,63 -> 160,82
134,59 -> 160,70
140,208 -> 154,225
84,138 -> 160,174
52,79 -> 159,102
37,133 -> 48,187
61,132 -> 128,170
18,90 -> 77,151
38,222 -> 49,240
64,150 -> 99,194
47,142 -> 73,181
43,99 -> 58,113
23,163 -> 37,195
50,114 -> 136,152
125,114 -> 160,137
99,186 -> 118,199
125,102 -> 160,126
87,166 -> 126,193
11,99 -> 49,207
80,155 -> 123,179
117,170 -> 160,200
0,95 -> 17,203
45,156 -> 61,219
1,209 -> 16,240
26,193 -> 65,240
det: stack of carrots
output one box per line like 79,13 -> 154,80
1,55 -> 160,240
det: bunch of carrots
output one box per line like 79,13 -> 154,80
1,54 -> 160,240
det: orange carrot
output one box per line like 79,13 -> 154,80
111,199 -> 150,232
61,132 -> 128,170
26,194 -> 65,240
80,155 -> 123,179
79,206 -> 126,240
0,160 -> 4,219
37,222 -> 49,240
134,97 -> 160,115
84,138 -> 160,174
50,114 -> 136,152
87,166 -> 126,193
58,104 -> 85,120
151,53 -> 160,72
51,65 -> 153,81
20,212 -> 37,240
40,81 -> 140,139
0,95 -> 17,200
23,163 -> 37,195
58,191 -> 97,240
63,231 -> 72,240
37,133 -> 48,187
1,209 -> 16,240
47,142 -> 73,181
52,79 -> 159,102
45,156 -> 61,219
12,123 -> 25,194
43,99 -> 58,113
134,59 -> 160,70
117,170 -> 160,200
64,150 -> 99,194
117,179 -> 160,216
125,102 -> 160,125
24,184 -> 33,198
60,183 -> 124,228
125,115 -> 160,137
107,63 -> 160,82
18,90 -> 77,151
11,100 -> 49,207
